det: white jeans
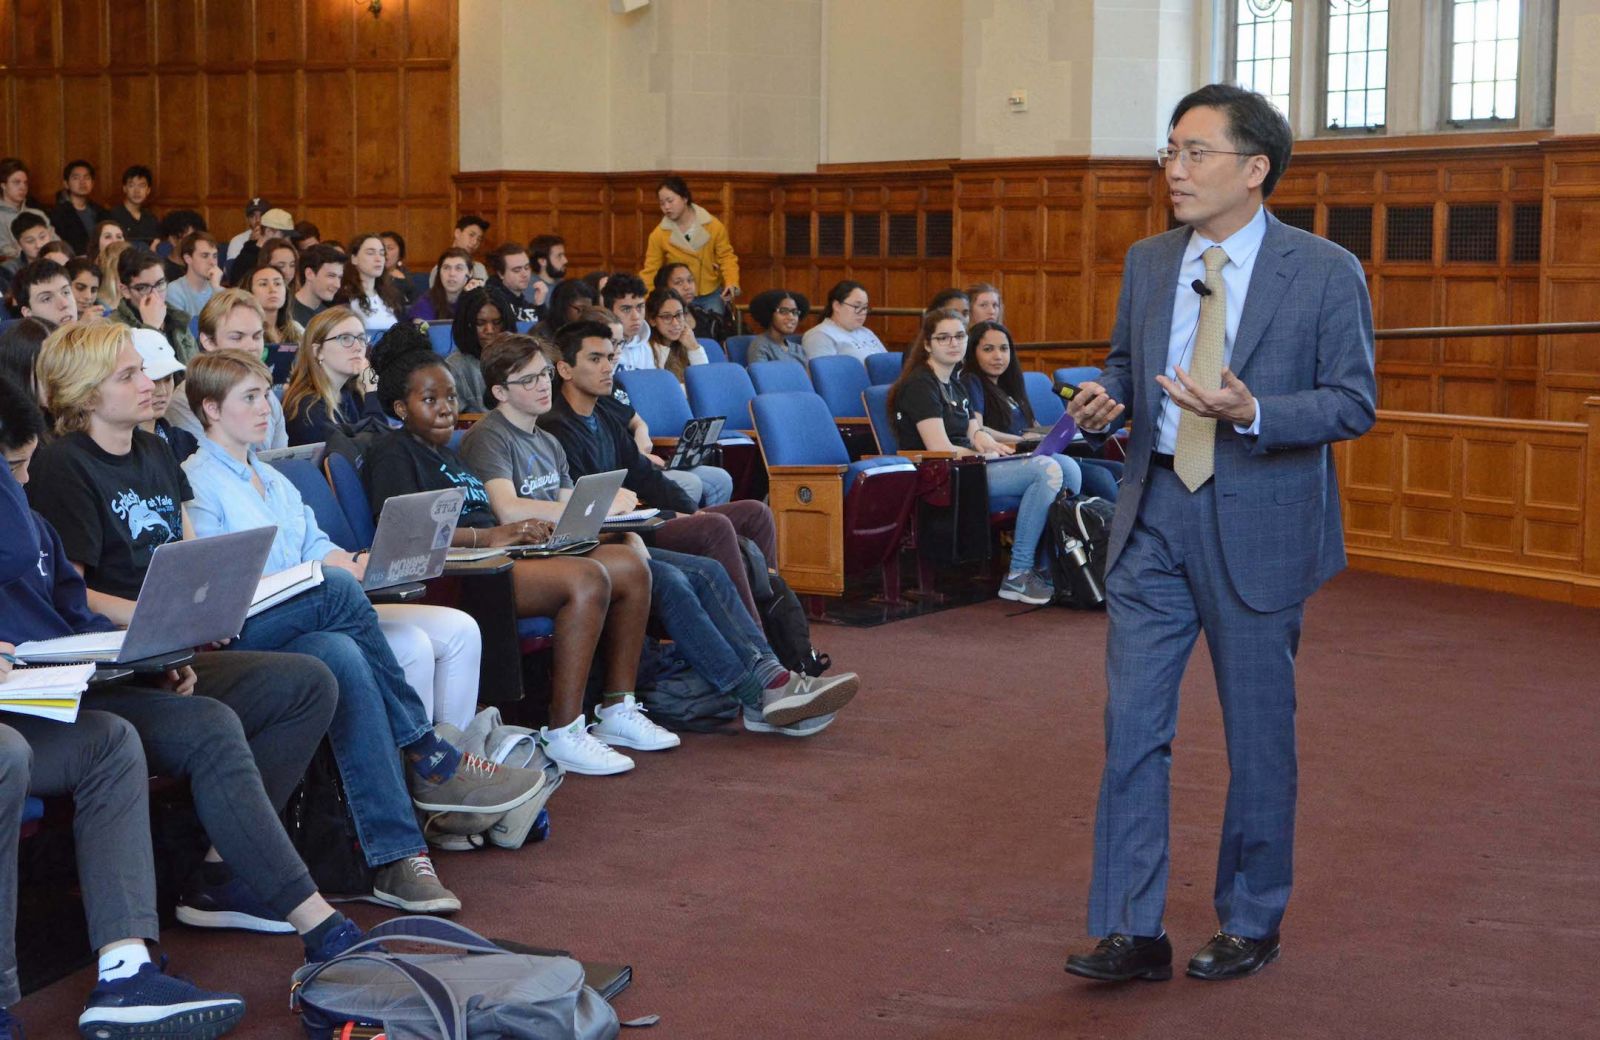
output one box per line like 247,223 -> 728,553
374,604 -> 482,730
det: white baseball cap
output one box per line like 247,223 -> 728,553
130,328 -> 185,381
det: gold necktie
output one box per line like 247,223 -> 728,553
1174,245 -> 1229,492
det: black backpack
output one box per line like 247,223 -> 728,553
1045,493 -> 1115,610
738,538 -> 830,677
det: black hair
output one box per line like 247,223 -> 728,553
121,164 -> 153,185
747,288 -> 809,330
370,323 -> 447,419
62,159 -> 95,180
116,247 -> 164,287
600,272 -> 646,307
451,286 -> 515,359
651,262 -> 692,290
528,234 -> 565,272
0,318 -> 52,401
0,372 -> 46,452
9,211 -> 47,240
656,175 -> 692,204
455,214 -> 490,232
1168,83 -> 1292,198
825,279 -> 867,320
64,256 -> 100,282
961,320 -> 1034,430
552,320 -> 616,367
297,243 -> 347,280
546,279 -> 598,326
158,209 -> 205,240
578,270 -> 609,296
928,288 -> 969,311
379,230 -> 406,259
10,259 -> 68,311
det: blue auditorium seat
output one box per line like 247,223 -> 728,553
724,334 -> 756,366
747,360 -> 812,395
684,363 -> 756,431
1023,371 -> 1065,426
865,352 -> 903,386
615,368 -> 694,436
863,384 -> 897,454
696,338 -> 726,363
809,355 -> 871,419
427,323 -> 454,356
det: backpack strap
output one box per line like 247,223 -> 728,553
294,952 -> 462,1040
360,915 -> 510,954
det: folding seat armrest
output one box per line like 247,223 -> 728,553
897,449 -> 959,461
765,464 -> 848,595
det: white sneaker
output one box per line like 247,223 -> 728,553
539,716 -> 635,776
593,695 -> 681,751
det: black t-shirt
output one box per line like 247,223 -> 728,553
26,429 -> 193,600
291,297 -> 324,327
362,429 -> 497,529
893,367 -> 974,451
153,417 -> 199,464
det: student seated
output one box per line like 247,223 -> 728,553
25,323 -> 544,915
0,373 -> 368,970
484,242 -> 538,326
164,289 -> 290,449
461,330 -> 859,736
446,286 -> 513,413
335,233 -> 405,334
927,287 -> 970,322
543,312 -> 783,624
66,255 -> 106,321
890,308 -> 1082,606
361,333 -> 664,775
109,247 -> 199,363
86,220 -> 125,265
281,306 -> 388,446
291,243 -> 346,327
528,278 -> 598,343
108,164 -> 159,248
249,260 -> 303,382
600,273 -> 653,372
164,231 -> 221,318
184,348 -> 484,730
408,247 -> 478,323
967,282 -> 1002,324
644,286 -> 708,381
0,318 -> 49,406
9,258 -> 78,327
651,262 -> 733,343
801,279 -> 886,361
1,212 -> 53,281
746,289 -> 809,365
130,328 -> 198,463
0,158 -> 52,263
47,159 -> 108,256
962,319 -> 1120,501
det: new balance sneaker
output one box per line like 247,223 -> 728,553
593,695 -> 681,751
304,917 -> 366,964
409,750 -> 546,815
540,716 -> 635,775
369,856 -> 461,914
998,569 -> 1054,605
77,960 -> 244,1040
760,671 -> 860,728
741,705 -> 837,737
174,872 -> 295,934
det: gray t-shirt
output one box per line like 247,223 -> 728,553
458,409 -> 572,502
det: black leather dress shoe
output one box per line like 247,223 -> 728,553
1185,931 -> 1280,980
1064,933 -> 1173,981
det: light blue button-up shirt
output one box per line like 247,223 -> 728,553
183,437 -> 337,574
1156,205 -> 1266,455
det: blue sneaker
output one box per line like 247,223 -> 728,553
175,873 -> 294,934
0,1006 -> 21,1039
77,960 -> 243,1040
304,917 -> 365,964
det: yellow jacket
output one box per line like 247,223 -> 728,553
640,204 -> 740,295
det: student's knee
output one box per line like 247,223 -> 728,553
568,558 -> 612,610
76,711 -> 147,775
1033,455 -> 1064,495
0,725 -> 32,796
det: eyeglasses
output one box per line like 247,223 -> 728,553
504,370 -> 553,389
843,302 -> 870,315
321,331 -> 370,350
656,310 -> 686,324
1156,145 -> 1257,169
129,278 -> 167,295
775,306 -> 801,317
930,331 -> 969,347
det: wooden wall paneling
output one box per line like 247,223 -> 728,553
108,74 -> 157,189
154,72 -> 202,202
154,0 -> 200,66
354,69 -> 403,196
61,0 -> 106,67
109,3 -> 154,62
203,72 -> 250,199
202,1 -> 252,62
255,0 -> 301,62
14,0 -> 58,67
1540,139 -> 1600,423
254,71 -> 303,200
12,76 -> 64,183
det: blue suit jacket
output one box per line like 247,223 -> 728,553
1094,213 -> 1377,613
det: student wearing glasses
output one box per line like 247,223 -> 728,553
644,287 -> 707,382
163,289 -> 290,450
889,308 -> 1080,606
801,279 -> 886,361
282,306 -> 387,446
746,289 -> 810,364
109,248 -> 201,364
446,286 -> 514,413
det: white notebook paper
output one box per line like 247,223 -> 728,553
0,663 -> 96,723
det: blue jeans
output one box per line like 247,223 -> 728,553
694,290 -> 727,315
987,454 -> 1081,572
1079,457 -> 1123,500
234,567 -> 429,867
661,465 -> 733,506
646,548 -> 773,696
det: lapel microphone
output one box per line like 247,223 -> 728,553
1191,279 -> 1212,297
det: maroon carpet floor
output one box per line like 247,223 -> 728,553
17,569 -> 1597,1038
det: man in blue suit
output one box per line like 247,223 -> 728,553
1062,85 -> 1376,983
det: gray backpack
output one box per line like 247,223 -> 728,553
422,709 -> 566,851
290,917 -> 622,1040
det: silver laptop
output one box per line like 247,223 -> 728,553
16,527 -> 276,663
256,442 -> 327,468
362,489 -> 466,591
511,470 -> 627,556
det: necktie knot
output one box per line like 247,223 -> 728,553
1202,245 -> 1228,277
